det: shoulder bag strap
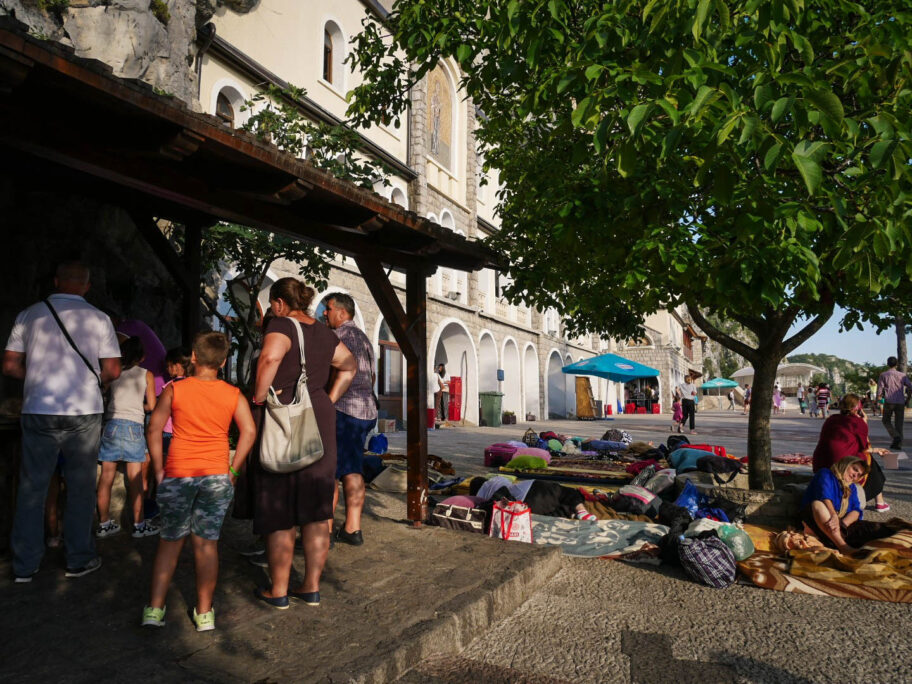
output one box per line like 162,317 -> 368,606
293,317 -> 307,381
43,298 -> 104,391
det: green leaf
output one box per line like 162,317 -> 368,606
617,141 -> 636,177
627,104 -> 652,136
456,44 -> 472,62
805,89 -> 844,127
791,140 -> 827,195
656,98 -> 681,125
870,140 -> 896,169
693,0 -> 711,41
764,142 -> 783,170
716,112 -> 741,145
753,83 -> 774,111
584,64 -> 605,81
557,73 -> 575,94
738,114 -> 759,144
771,96 -> 792,123
571,97 -> 592,128
689,85 -> 718,118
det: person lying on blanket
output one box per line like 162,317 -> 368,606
799,456 -> 894,554
469,476 -> 597,521
811,393 -> 891,512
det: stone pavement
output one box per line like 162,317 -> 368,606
391,412 -> 912,683
2,411 -> 911,683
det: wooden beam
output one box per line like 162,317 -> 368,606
404,266 -> 429,523
130,212 -> 195,293
182,223 -> 203,346
354,255 -> 416,361
159,129 -> 205,161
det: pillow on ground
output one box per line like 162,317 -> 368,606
513,447 -> 552,463
440,495 -> 485,508
547,438 -> 563,452
505,455 -> 549,470
618,485 -> 657,505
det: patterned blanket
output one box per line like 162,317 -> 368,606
738,525 -> 912,602
531,515 -> 668,563
772,453 -> 813,465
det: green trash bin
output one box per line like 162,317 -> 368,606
479,391 -> 504,427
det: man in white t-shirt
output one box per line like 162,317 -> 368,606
3,262 -> 121,582
435,363 -> 451,421
676,375 -> 698,433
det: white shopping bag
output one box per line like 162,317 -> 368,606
489,500 -> 533,543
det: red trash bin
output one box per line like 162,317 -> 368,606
427,408 -> 436,429
605,404 -> 613,415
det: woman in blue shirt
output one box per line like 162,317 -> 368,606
800,456 -> 894,553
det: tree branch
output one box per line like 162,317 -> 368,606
781,304 -> 835,355
686,302 -> 759,363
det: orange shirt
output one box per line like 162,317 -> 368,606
165,377 -> 240,478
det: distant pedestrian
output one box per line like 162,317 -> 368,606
742,384 -> 751,415
877,357 -> 912,450
773,386 -> 783,415
671,397 -> 684,432
816,383 -> 831,419
797,384 -> 806,415
727,389 -> 736,411
808,386 -> 819,418
3,262 -> 122,582
676,375 -> 698,434
867,378 -> 880,416
436,363 -> 450,421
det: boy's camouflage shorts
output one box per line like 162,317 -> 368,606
157,474 -> 234,541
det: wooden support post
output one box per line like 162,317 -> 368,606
355,256 -> 430,524
404,266 -> 429,524
182,222 -> 202,347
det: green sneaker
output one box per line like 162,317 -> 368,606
193,607 -> 215,632
141,605 -> 166,627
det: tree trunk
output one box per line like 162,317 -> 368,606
747,353 -> 778,491
896,315 -> 907,372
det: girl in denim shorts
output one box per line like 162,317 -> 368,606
96,336 -> 159,538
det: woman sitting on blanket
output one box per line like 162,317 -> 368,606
800,456 -> 894,554
812,393 -> 891,512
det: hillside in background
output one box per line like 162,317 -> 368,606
787,353 -> 885,393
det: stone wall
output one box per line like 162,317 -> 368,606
0,0 -> 258,108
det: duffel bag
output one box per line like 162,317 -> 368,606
484,444 -> 518,467
678,533 -> 737,588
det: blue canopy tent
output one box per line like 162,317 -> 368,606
701,377 -> 739,396
561,353 -> 660,383
562,354 -> 660,416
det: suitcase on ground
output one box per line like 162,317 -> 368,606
484,443 -> 518,467
686,444 -> 728,459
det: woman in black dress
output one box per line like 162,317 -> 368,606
251,278 -> 355,607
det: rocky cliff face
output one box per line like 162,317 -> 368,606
0,0 -> 258,109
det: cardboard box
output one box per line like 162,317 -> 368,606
378,418 -> 398,433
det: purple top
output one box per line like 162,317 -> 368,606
877,368 -> 912,405
115,319 -> 167,394
333,320 -> 377,421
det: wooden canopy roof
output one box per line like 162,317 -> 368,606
0,18 -> 498,275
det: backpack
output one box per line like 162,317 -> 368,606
678,533 -> 737,588
367,434 -> 388,454
667,434 -> 690,451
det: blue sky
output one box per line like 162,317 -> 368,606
787,308 -> 908,365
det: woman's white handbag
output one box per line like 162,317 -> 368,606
259,319 -> 324,473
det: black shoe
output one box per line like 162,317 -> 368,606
334,528 -> 363,546
890,442 -> 901,450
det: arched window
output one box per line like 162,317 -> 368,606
322,21 -> 344,88
216,92 -> 234,127
390,187 -> 407,209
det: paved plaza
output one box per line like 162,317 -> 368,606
1,410 -> 910,683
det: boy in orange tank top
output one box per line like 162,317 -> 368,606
140,332 -> 256,631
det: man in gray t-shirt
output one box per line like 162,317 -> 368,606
324,293 -> 377,546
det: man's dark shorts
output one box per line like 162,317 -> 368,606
335,411 -> 377,479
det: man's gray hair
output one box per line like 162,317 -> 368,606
326,292 -> 355,318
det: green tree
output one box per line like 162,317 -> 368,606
348,0 -> 912,489
200,84 -> 388,392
